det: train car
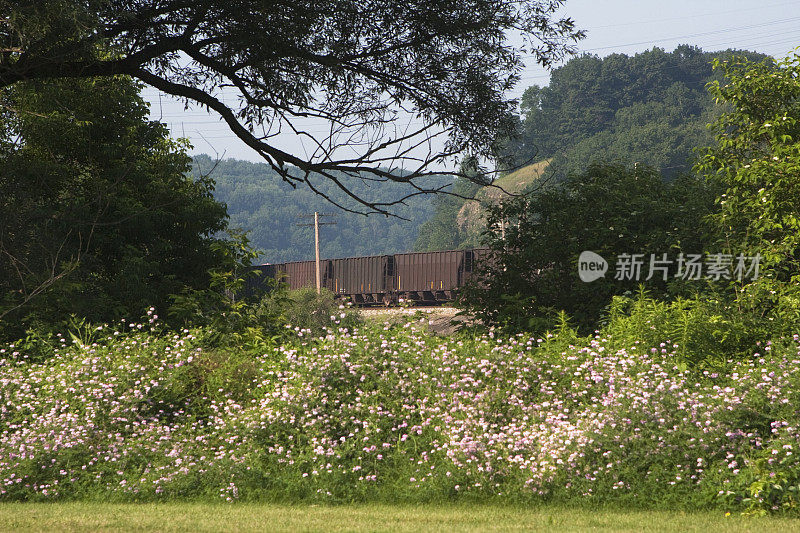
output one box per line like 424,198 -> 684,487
242,263 -> 278,297
393,248 -> 484,303
275,260 -> 322,290
328,255 -> 393,304
245,260 -> 328,297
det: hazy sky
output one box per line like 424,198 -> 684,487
142,0 -> 800,165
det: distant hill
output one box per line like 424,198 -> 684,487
414,45 -> 770,251
479,160 -> 552,201
193,155 -> 443,263
507,45 -> 769,179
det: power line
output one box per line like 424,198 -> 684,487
511,14 -> 800,62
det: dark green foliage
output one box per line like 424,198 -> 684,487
508,45 -> 769,179
256,287 -> 362,337
166,230 -> 261,333
198,155 -> 442,262
0,76 -> 233,340
459,163 -> 718,332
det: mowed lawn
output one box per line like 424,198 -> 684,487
1,503 -> 798,532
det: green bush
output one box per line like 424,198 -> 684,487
459,162 -> 718,334
600,290 -> 748,369
599,288 -> 800,370
256,287 -> 362,337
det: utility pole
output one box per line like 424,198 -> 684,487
314,212 -> 321,293
297,212 -> 337,294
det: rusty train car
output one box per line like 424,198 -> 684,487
251,248 -> 487,305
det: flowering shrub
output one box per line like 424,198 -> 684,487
1,316 -> 800,514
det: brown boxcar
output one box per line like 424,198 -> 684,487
276,260 -> 325,290
254,248 -> 488,305
393,249 -> 484,302
328,255 -> 392,304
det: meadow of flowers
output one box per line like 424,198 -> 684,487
1,312 -> 799,514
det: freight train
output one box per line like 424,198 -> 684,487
248,248 -> 488,305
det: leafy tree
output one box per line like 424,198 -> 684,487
0,0 -> 584,212
0,76 -> 232,339
697,51 -> 800,329
459,162 -> 718,332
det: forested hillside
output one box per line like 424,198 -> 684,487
415,45 -> 769,251
194,155 -> 442,263
508,45 -> 768,176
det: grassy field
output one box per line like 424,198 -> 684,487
0,503 -> 798,532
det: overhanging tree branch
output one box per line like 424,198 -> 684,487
1,0 -> 585,212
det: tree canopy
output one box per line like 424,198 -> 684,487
459,162 -> 718,332
0,75 -> 232,339
507,46 -> 768,178
0,0 -> 583,213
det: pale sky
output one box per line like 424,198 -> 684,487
142,0 -> 800,166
